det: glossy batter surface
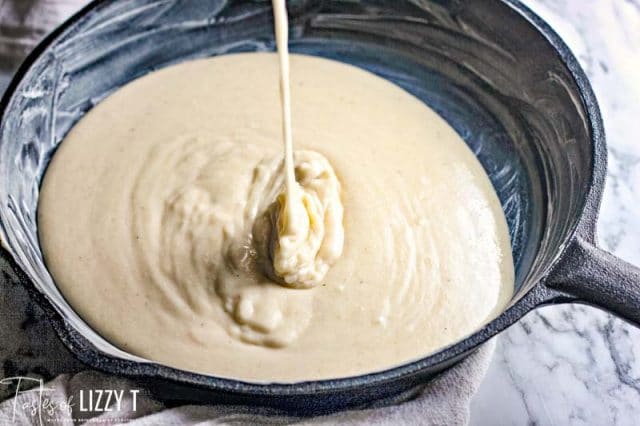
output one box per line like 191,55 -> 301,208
38,53 -> 514,382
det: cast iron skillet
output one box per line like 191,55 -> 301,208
1,0 -> 639,415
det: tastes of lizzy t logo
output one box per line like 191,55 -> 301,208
0,376 -> 140,425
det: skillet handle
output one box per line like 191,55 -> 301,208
545,237 -> 640,326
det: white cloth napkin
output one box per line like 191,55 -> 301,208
0,1 -> 495,424
0,343 -> 495,425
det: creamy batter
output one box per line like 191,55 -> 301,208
38,52 -> 514,381
269,0 -> 343,289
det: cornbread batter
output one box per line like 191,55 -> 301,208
38,18 -> 513,380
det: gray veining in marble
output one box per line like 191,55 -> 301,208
471,1 -> 640,425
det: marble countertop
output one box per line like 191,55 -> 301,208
471,1 -> 640,425
0,0 -> 638,424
